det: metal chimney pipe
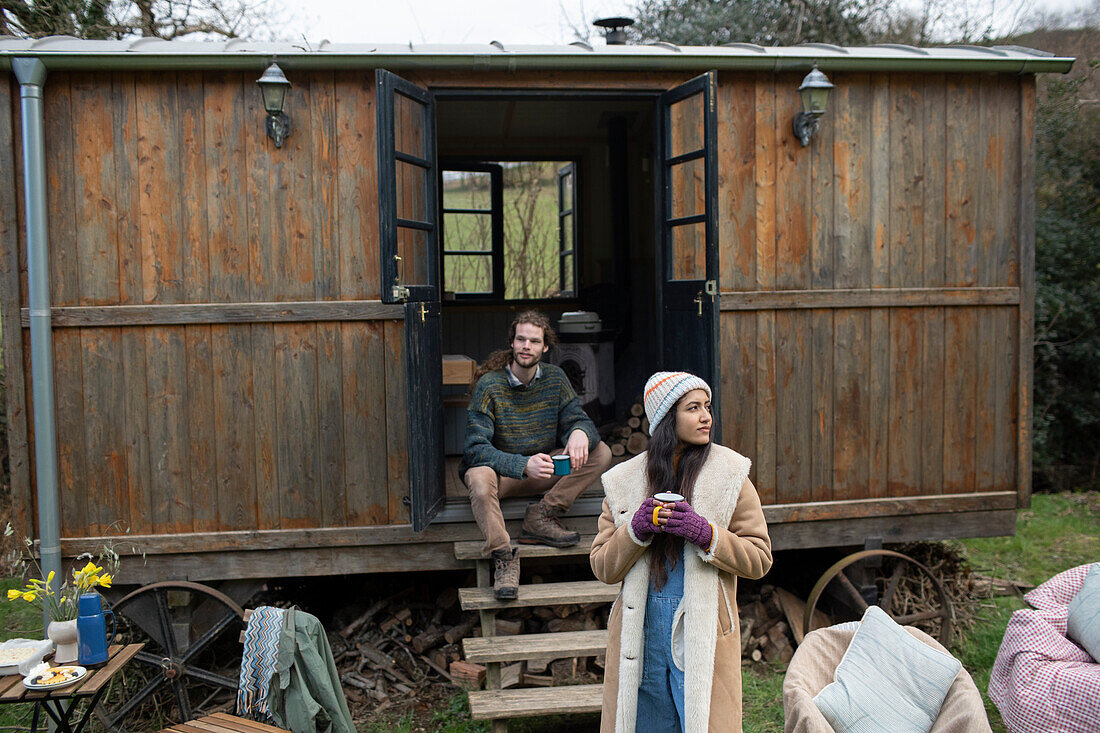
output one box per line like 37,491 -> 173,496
593,17 -> 635,45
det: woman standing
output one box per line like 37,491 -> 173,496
591,372 -> 772,733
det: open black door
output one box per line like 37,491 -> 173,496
376,69 -> 443,530
655,71 -> 720,437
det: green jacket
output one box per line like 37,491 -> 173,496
268,607 -> 355,733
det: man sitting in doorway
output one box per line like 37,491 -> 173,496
462,310 -> 612,600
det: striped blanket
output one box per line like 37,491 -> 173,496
237,605 -> 287,724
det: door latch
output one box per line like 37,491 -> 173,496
419,303 -> 427,324
392,285 -> 410,301
704,279 -> 717,296
695,291 -> 704,316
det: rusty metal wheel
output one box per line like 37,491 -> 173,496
93,581 -> 246,732
804,549 -> 955,646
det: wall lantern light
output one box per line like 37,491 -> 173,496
792,64 -> 834,147
256,58 -> 292,148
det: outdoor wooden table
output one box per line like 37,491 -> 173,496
0,643 -> 144,733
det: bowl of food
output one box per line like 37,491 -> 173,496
0,639 -> 53,676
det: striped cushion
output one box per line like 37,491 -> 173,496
813,605 -> 962,733
1067,563 -> 1100,661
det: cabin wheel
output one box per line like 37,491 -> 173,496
803,549 -> 955,646
93,581 -> 246,731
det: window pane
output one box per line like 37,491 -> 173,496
445,254 -> 491,293
503,161 -> 561,300
560,171 -> 573,210
669,158 -> 705,220
669,92 -> 704,158
443,170 -> 492,211
396,160 -> 427,222
444,213 -> 492,252
397,227 -> 429,284
394,92 -> 426,159
562,253 -> 574,293
670,222 -> 706,281
561,213 -> 574,254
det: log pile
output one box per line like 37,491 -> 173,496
606,400 -> 650,457
738,585 -> 804,665
328,587 -> 476,712
326,582 -> 811,713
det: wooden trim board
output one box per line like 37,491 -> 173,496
719,287 -> 1019,311
20,300 -> 404,327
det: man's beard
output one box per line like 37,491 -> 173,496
512,349 -> 542,369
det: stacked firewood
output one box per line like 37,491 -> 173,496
328,587 -> 475,711
606,401 -> 651,457
739,585 -> 799,665
326,583 -> 811,709
451,601 -> 610,690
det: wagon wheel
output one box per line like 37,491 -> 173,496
804,549 -> 955,646
93,581 -> 246,732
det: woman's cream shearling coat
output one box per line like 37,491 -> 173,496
590,445 -> 772,733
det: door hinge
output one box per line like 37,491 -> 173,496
392,285 -> 410,302
704,280 -> 717,296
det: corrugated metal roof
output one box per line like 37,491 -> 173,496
0,37 -> 1075,74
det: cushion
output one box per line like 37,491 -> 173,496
1068,563 -> 1100,661
813,605 -> 963,733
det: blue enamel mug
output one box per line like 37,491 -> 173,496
77,593 -> 115,666
552,454 -> 571,476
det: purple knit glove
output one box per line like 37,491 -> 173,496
665,502 -> 713,550
630,497 -> 664,543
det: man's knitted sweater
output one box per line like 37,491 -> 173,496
461,362 -> 600,480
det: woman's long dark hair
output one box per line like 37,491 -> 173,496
646,392 -> 711,590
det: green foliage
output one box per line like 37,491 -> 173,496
629,0 -> 887,46
0,0 -> 279,40
0,0 -> 113,39
1032,66 -> 1100,491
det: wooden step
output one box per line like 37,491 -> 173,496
459,580 -> 617,611
468,684 -> 603,720
453,535 -> 598,560
463,629 -> 608,664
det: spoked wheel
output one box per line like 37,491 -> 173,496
93,581 -> 246,732
804,549 -> 955,646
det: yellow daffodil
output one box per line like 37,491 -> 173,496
6,589 -> 20,600
21,591 -> 37,602
98,574 -> 112,588
46,570 -> 55,587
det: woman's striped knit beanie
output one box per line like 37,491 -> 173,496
643,371 -> 712,433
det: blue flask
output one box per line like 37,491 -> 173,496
76,593 -> 115,666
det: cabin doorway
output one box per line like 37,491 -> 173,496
376,73 -> 721,527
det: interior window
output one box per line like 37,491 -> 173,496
442,160 -> 579,300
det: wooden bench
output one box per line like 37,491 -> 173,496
159,711 -> 289,732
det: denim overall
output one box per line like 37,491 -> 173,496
636,548 -> 687,732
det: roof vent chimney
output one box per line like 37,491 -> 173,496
594,17 -> 634,45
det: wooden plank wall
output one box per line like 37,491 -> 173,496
718,70 -> 1024,506
2,70 -> 411,539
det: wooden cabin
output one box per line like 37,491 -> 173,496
0,38 -> 1073,583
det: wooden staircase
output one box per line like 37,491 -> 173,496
453,536 -> 614,731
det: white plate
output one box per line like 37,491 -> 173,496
23,665 -> 87,690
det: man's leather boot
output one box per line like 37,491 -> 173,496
491,547 -> 519,600
519,501 -> 581,548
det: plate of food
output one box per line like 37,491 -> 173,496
22,664 -> 87,690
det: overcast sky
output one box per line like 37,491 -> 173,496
289,0 -> 1087,46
